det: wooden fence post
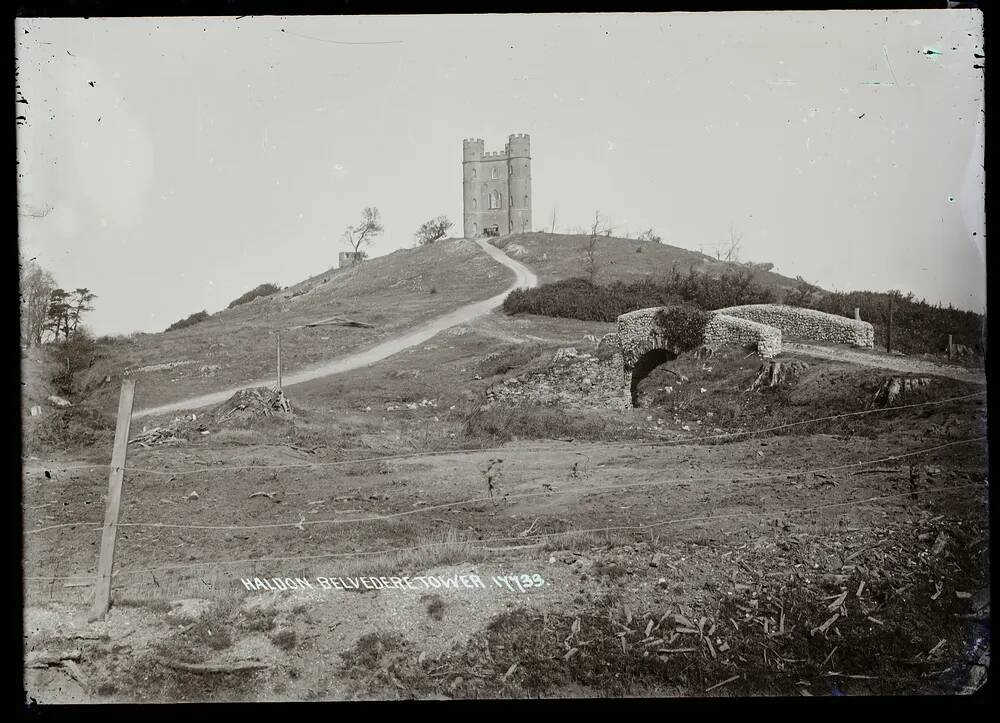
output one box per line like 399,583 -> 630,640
854,307 -> 861,321
276,330 -> 282,391
89,378 -> 136,622
948,334 -> 954,360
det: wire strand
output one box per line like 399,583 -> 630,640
24,436 -> 986,536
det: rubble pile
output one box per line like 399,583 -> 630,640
483,347 -> 626,411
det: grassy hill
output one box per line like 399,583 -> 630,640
492,232 -> 803,291
79,239 -> 512,413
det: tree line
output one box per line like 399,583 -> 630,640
19,253 -> 96,347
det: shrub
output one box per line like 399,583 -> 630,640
653,305 -> 711,353
50,331 -> 99,397
790,289 -> 985,356
502,267 -> 777,322
227,283 -> 281,309
165,310 -> 210,332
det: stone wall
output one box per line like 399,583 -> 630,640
715,304 -> 874,348
703,314 -> 783,358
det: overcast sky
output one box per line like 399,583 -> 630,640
16,11 -> 985,336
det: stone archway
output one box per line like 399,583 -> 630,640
629,348 -> 678,407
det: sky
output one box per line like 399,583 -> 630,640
16,11 -> 985,336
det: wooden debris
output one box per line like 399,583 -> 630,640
248,491 -> 277,499
820,646 -> 839,668
811,612 -> 840,636
502,662 -> 518,682
128,425 -> 183,447
927,639 -> 946,657
705,674 -> 740,692
856,580 -> 866,598
827,591 -> 849,612
156,657 -> 270,673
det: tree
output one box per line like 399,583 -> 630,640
637,228 -> 662,244
67,288 -> 97,335
19,254 -> 56,347
342,207 -> 383,262
44,288 -> 72,342
415,215 -> 453,246
714,224 -> 743,263
584,211 -> 602,284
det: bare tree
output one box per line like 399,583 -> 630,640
19,254 -> 56,347
637,228 -> 662,244
342,207 -> 384,262
415,215 -> 453,246
714,224 -> 743,263
584,211 -> 602,284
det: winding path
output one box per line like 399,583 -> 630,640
134,240 -> 538,419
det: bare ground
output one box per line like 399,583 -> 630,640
23,315 -> 990,701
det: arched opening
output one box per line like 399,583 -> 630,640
492,167 -> 498,180
472,222 -> 478,235
472,168 -> 477,179
489,190 -> 502,209
472,198 -> 477,209
629,348 -> 678,407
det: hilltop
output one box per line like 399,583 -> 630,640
492,232 -> 804,290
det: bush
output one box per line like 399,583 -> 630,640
653,305 -> 711,353
790,289 -> 985,356
227,283 -> 281,309
165,310 -> 210,332
502,267 -> 777,322
50,331 -> 99,397
463,404 -> 618,444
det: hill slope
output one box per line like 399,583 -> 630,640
492,232 -> 803,290
83,239 -> 513,413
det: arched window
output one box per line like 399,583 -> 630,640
488,190 -> 502,209
472,198 -> 477,209
509,195 -> 513,207
524,195 -> 529,206
471,168 -> 476,179
491,167 -> 498,180
472,222 -> 478,235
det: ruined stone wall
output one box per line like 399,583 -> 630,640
703,314 -> 783,358
715,304 -> 874,348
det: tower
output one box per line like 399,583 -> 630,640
463,134 -> 531,238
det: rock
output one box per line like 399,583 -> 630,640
657,578 -> 669,589
930,532 -> 950,556
166,598 -> 213,623
187,491 -> 200,501
30,405 -> 42,417
552,347 -> 579,363
47,395 -> 72,408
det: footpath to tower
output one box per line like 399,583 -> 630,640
133,240 -> 538,418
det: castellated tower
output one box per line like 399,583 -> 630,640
463,134 -> 532,238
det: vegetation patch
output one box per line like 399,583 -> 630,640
463,404 -> 640,444
653,305 -> 711,353
503,268 -> 777,322
227,283 -> 281,309
165,310 -> 210,333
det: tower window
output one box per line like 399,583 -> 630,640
472,198 -> 477,209
473,222 -> 478,234
472,168 -> 476,179
492,167 -> 498,180
524,195 -> 529,206
510,195 -> 513,207
489,190 -> 501,209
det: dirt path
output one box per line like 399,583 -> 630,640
134,241 -> 537,419
782,342 -> 987,384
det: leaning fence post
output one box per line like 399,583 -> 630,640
948,334 -> 954,360
89,378 -> 136,622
